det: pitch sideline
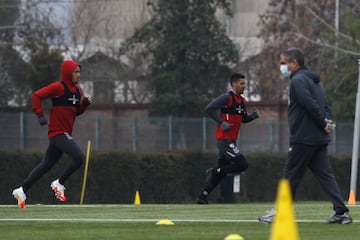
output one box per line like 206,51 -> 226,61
0,218 -> 359,223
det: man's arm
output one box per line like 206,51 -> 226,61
76,86 -> 91,115
32,82 -> 63,116
204,93 -> 230,123
291,77 -> 326,129
324,99 -> 333,120
32,82 -> 64,126
242,107 -> 259,123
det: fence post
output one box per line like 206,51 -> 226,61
168,116 -> 173,150
95,115 -> 100,150
132,116 -> 137,152
19,111 -> 24,149
332,124 -> 337,153
202,117 -> 207,151
268,120 -> 274,151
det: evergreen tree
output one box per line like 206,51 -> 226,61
0,0 -> 64,107
122,0 -> 238,117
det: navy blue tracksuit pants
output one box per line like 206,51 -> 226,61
284,143 -> 349,214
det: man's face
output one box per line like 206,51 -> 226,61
232,78 -> 246,94
72,67 -> 81,84
280,54 -> 297,72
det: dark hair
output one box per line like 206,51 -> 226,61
282,47 -> 305,66
230,73 -> 245,85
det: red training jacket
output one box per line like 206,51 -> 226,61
32,60 -> 87,138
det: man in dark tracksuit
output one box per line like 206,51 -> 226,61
259,47 -> 351,224
196,73 -> 259,204
12,60 -> 92,208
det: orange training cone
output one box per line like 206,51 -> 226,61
348,190 -> 356,205
134,190 -> 141,205
269,179 -> 299,240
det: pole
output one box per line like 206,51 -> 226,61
80,140 -> 91,205
132,116 -> 137,152
19,111 -> 24,149
334,0 -> 339,58
202,117 -> 207,151
168,116 -> 173,150
348,59 -> 360,204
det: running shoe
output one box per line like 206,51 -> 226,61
196,194 -> 209,204
50,179 -> 67,202
12,187 -> 26,209
258,208 -> 276,223
326,211 -> 352,224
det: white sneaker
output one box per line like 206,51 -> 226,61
50,179 -> 67,202
258,208 -> 276,223
12,187 -> 26,208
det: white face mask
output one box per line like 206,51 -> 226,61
280,64 -> 291,78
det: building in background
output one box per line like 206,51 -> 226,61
72,0 -> 269,59
70,0 -> 270,103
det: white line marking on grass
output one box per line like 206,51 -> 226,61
0,218 -> 359,223
347,205 -> 360,207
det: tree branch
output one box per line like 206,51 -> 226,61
287,22 -> 360,56
305,6 -> 359,45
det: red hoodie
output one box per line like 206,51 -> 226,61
32,60 -> 88,137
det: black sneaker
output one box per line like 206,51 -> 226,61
326,211 -> 352,224
196,195 -> 209,204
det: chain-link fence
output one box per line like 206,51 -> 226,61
0,111 -> 354,154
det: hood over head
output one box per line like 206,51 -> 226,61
61,60 -> 81,87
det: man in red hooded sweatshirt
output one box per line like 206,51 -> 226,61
12,60 -> 91,208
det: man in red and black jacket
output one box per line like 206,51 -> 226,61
197,73 -> 259,204
12,60 -> 91,208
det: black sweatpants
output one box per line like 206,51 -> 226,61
22,133 -> 84,192
283,143 -> 349,214
203,140 -> 248,194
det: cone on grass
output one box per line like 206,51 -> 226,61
269,179 -> 299,240
224,234 -> 244,240
156,219 -> 174,225
134,190 -> 141,205
348,190 -> 356,205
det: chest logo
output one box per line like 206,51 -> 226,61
235,105 -> 244,114
67,95 -> 79,105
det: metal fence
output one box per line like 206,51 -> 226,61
0,111 -> 355,154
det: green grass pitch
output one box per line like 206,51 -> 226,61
0,202 -> 359,240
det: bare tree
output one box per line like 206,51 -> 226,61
252,0 -> 360,119
67,0 -> 151,104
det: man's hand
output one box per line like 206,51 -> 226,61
251,108 -> 259,119
221,121 -> 233,131
37,115 -> 47,126
83,96 -> 92,107
324,118 -> 335,134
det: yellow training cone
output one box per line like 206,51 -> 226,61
156,219 -> 175,225
224,233 -> 244,240
134,190 -> 141,205
269,179 -> 299,240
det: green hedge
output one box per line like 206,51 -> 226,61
0,150 -> 353,204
